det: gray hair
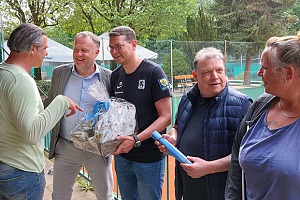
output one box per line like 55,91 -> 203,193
108,26 -> 136,42
75,31 -> 100,49
7,23 -> 46,53
268,35 -> 300,73
193,47 -> 224,71
265,35 -> 297,47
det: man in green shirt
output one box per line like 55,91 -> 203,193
0,23 -> 82,200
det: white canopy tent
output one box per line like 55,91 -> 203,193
4,34 -> 158,63
3,38 -> 74,79
4,34 -> 158,70
3,38 -> 74,65
97,32 -> 158,62
44,39 -> 73,64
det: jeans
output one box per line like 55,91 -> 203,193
114,155 -> 165,200
0,161 -> 45,200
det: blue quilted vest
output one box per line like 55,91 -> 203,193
175,84 -> 251,199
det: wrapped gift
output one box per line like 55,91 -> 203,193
70,82 -> 137,156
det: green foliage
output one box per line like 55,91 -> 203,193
284,0 -> 300,33
0,0 -> 73,40
36,80 -> 51,97
208,0 -> 296,43
0,0 -> 71,27
205,0 -> 298,84
183,5 -> 218,41
56,0 -> 197,40
53,1 -> 109,36
162,49 -> 191,77
76,176 -> 94,192
2,0 -> 297,42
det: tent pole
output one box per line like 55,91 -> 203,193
101,37 -> 105,68
0,12 -> 3,62
170,39 -> 173,94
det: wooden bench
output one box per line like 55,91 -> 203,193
174,74 -> 197,92
228,79 -> 262,86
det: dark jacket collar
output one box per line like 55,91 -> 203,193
187,83 -> 229,106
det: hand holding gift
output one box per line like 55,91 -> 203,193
71,82 -> 137,156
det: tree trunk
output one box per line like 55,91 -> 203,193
243,51 -> 251,85
109,60 -> 118,71
34,68 -> 42,80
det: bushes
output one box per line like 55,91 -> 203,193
36,80 -> 51,99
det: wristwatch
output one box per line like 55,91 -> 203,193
132,134 -> 141,147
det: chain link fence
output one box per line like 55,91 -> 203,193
143,40 -> 264,95
1,38 -> 264,97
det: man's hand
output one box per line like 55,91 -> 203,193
180,156 -> 211,178
64,96 -> 84,117
113,135 -> 135,155
181,155 -> 231,178
155,134 -> 176,154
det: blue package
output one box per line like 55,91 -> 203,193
152,131 -> 192,164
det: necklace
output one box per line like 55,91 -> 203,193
278,99 -> 300,118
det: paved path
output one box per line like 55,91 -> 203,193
43,158 -> 97,200
43,155 -> 176,200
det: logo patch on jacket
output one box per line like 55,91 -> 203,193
158,78 -> 169,91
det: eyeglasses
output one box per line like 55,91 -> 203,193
107,44 -> 125,52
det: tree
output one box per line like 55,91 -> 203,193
175,4 -> 218,71
0,0 -> 71,27
162,48 -> 191,78
56,0 -> 197,41
51,1 -> 109,36
208,0 -> 296,84
0,0 -> 71,80
284,0 -> 300,33
184,4 -> 217,41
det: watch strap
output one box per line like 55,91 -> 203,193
132,134 -> 141,147
132,134 -> 139,142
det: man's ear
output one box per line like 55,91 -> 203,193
192,70 -> 198,81
95,49 -> 100,57
131,40 -> 138,48
29,44 -> 36,55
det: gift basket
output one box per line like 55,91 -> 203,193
70,82 -> 137,156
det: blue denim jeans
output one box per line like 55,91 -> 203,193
0,161 -> 45,200
114,155 -> 165,200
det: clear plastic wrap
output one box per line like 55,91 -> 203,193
70,82 -> 137,156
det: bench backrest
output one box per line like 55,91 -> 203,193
174,74 -> 194,80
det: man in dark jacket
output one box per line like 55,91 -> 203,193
158,47 -> 252,200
